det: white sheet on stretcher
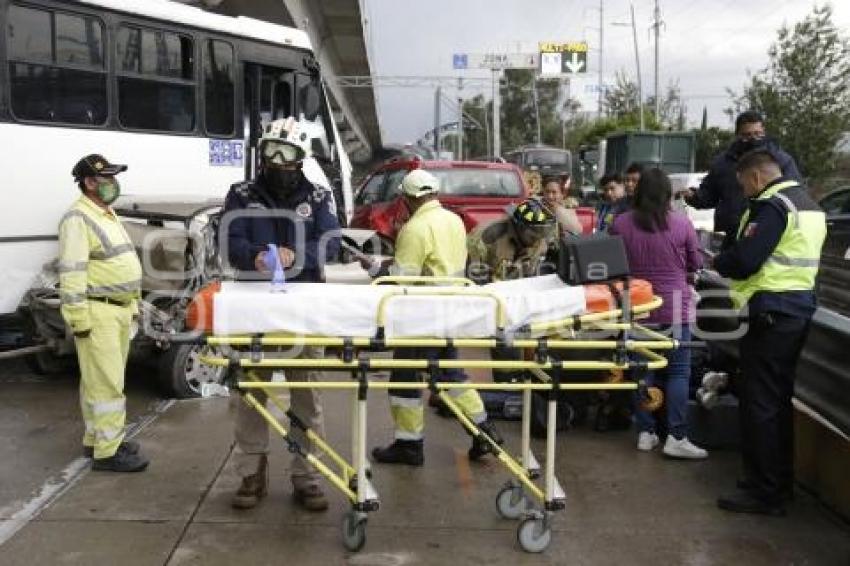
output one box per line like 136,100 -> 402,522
213,274 -> 587,338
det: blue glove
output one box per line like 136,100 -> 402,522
263,243 -> 286,291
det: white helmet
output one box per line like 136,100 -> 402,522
260,117 -> 312,164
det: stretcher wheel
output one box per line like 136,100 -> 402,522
342,511 -> 367,552
517,517 -> 551,553
496,485 -> 528,519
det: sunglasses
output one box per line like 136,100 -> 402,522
261,140 -> 305,165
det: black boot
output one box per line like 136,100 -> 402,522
717,491 -> 786,516
469,420 -> 504,461
372,439 -> 424,466
91,443 -> 149,473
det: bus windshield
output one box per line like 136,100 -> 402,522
526,149 -> 570,166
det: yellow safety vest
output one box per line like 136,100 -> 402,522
58,195 -> 142,333
730,180 -> 826,309
391,200 -> 467,277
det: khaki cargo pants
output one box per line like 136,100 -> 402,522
232,345 -> 325,490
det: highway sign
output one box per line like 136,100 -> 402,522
538,41 -> 588,75
468,52 -> 538,70
453,52 -> 537,70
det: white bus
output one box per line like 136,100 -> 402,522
0,0 -> 352,319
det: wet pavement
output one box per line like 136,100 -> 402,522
0,360 -> 848,565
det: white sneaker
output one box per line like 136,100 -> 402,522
637,431 -> 659,451
701,371 -> 729,391
663,436 -> 708,459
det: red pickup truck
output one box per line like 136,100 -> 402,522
350,156 -> 594,249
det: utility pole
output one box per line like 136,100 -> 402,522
531,77 -> 541,144
457,78 -> 463,160
598,0 -> 604,117
433,86 -> 441,155
493,69 -> 502,157
652,0 -> 663,123
484,97 -> 491,157
630,4 -> 644,131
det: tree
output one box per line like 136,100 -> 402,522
602,71 -> 684,130
499,69 -> 566,150
694,127 -> 735,171
728,4 -> 850,182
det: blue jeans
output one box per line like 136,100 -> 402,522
635,324 -> 691,439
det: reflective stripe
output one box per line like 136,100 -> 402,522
62,210 -> 112,252
95,427 -> 124,442
58,260 -> 88,273
768,254 -> 820,268
773,192 -> 799,227
90,243 -> 135,260
91,399 -> 126,416
62,209 -> 132,259
389,396 -> 423,408
60,291 -> 87,305
87,280 -> 141,295
394,430 -> 423,441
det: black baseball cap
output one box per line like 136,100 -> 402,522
72,154 -> 128,181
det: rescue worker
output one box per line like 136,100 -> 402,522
59,154 -> 148,472
713,150 -> 825,515
467,198 -> 555,384
681,111 -> 802,251
363,169 -> 503,465
222,117 -> 340,511
467,198 -> 554,284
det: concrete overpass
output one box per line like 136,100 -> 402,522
177,0 -> 381,164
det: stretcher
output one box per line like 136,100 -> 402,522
181,274 -> 681,553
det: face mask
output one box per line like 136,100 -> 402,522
95,179 -> 120,204
733,136 -> 766,157
264,167 -> 300,196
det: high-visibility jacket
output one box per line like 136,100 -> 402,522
58,195 -> 142,333
730,180 -> 826,309
391,200 -> 467,277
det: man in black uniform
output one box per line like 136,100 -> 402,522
713,150 -> 825,516
221,117 -> 340,512
682,111 -> 802,251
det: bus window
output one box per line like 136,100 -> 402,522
116,25 -> 195,132
258,72 -> 291,125
296,73 -> 332,159
7,4 -> 107,125
204,40 -> 235,137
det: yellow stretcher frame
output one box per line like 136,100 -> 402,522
194,275 -> 678,553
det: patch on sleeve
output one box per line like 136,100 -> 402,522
743,222 -> 758,238
296,202 -> 313,218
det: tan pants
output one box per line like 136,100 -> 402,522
232,345 -> 325,489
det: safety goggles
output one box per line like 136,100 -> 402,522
260,140 -> 305,165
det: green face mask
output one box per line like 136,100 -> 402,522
95,179 -> 120,204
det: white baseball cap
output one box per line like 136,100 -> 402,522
399,169 -> 440,198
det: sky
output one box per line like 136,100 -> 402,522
361,0 -> 850,145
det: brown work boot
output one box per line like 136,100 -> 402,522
231,455 -> 268,509
293,483 -> 329,512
